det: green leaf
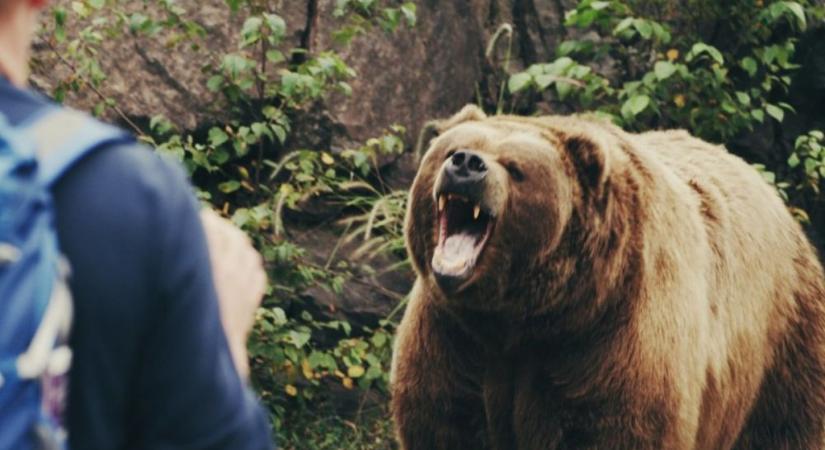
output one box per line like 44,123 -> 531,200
633,19 -> 653,39
225,0 -> 241,12
400,3 -> 417,27
741,57 -> 758,77
209,127 -> 229,147
53,8 -> 67,41
149,115 -> 162,130
206,75 -> 224,92
804,158 -> 817,174
365,365 -> 383,380
337,81 -> 353,96
53,7 -> 66,25
128,13 -> 150,32
347,365 -> 366,378
212,148 -> 230,164
308,351 -> 337,370
735,91 -> 751,106
687,43 -> 724,65
371,332 -> 387,348
280,71 -> 299,94
654,61 -> 676,80
261,106 -> 279,119
556,81 -> 573,99
535,74 -> 556,90
706,46 -> 724,65
263,13 -> 287,39
251,122 -> 270,139
751,109 -> 765,123
288,330 -> 312,348
778,102 -> 796,114
241,17 -> 263,40
651,22 -> 671,44
613,17 -> 634,35
71,2 -> 89,17
150,115 -> 173,134
557,40 -> 581,56
381,8 -> 402,32
92,101 -> 105,117
218,180 -> 240,193
569,65 -> 591,79
222,54 -> 250,78
621,94 -> 650,118
271,125 -> 287,144
508,72 -> 532,93
788,152 -> 801,168
780,1 -> 807,29
546,57 -> 575,75
266,50 -> 285,64
765,104 -> 785,122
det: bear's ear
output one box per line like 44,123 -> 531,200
564,134 -> 611,194
436,104 -> 487,133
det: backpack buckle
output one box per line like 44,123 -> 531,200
0,242 -> 20,265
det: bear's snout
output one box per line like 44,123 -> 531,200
439,149 -> 488,201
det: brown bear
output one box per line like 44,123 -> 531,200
390,105 -> 825,450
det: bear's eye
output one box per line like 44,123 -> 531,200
445,149 -> 456,160
505,162 -> 525,182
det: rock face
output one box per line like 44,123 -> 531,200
31,0 -> 246,131
314,1 -> 485,147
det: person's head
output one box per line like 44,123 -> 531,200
0,0 -> 49,86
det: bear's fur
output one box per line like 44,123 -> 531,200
390,105 -> 825,450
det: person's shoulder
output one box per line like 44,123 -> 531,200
96,141 -> 188,188
53,139 -> 196,241
62,140 -> 190,201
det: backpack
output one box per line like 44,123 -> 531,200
0,107 -> 132,450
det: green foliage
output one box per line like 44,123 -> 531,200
789,129 -> 825,196
507,0 -> 818,142
499,0 -> 824,218
332,0 -> 417,44
36,0 -> 416,445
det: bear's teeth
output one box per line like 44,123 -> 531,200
473,205 -> 481,220
438,195 -> 446,212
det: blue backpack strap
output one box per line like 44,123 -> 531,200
0,108 -> 132,382
6,107 -> 134,379
20,107 -> 134,186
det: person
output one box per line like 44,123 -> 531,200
0,0 -> 275,448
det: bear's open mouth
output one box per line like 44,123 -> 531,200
431,193 -> 494,292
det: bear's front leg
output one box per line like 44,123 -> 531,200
391,288 -> 487,450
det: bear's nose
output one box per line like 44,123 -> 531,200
446,150 -> 487,183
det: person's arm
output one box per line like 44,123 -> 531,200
200,209 -> 266,379
133,149 -> 272,449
